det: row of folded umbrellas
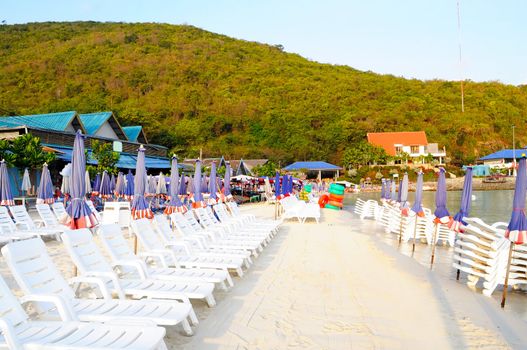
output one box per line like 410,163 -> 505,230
1,130 -> 297,225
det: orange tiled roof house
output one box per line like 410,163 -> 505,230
367,131 -> 446,165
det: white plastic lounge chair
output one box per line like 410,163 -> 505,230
154,215 -> 253,263
2,237 -> 197,335
194,208 -> 270,245
0,206 -> 58,241
35,203 -> 70,230
61,229 -> 217,307
51,201 -> 67,221
86,199 -> 102,222
132,218 -> 246,277
0,273 -> 168,349
185,210 -> 266,252
223,202 -> 282,231
98,223 -> 233,289
170,212 -> 261,256
208,205 -> 275,237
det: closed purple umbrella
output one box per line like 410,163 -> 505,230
65,130 -> 98,229
411,171 -> 424,252
397,178 -> 403,203
208,161 -> 218,204
124,170 -> 134,201
164,156 -> 186,214
147,175 -> 157,196
384,180 -> 392,200
380,179 -> 386,201
179,174 -> 187,195
131,146 -> 153,219
192,159 -> 204,208
109,174 -> 116,193
502,156 -> 527,308
0,160 -> 14,206
391,179 -> 396,201
201,174 -> 208,194
115,172 -> 125,198
99,171 -> 112,199
450,167 -> 473,233
274,171 -> 281,199
224,161 -> 232,200
37,163 -> 54,204
400,173 -> 409,211
411,172 -> 424,216
430,167 -> 451,266
92,173 -> 101,196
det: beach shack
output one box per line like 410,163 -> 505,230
283,161 -> 342,180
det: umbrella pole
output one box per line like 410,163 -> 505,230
412,215 -> 418,253
501,242 -> 515,308
430,223 -> 439,267
133,234 -> 138,254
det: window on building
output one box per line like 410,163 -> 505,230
410,145 -> 419,154
395,146 -> 402,154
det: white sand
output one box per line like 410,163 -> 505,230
2,204 -> 526,349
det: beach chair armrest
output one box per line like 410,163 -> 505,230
112,259 -> 148,280
20,294 -> 77,321
82,271 -> 126,299
69,275 -> 113,300
0,318 -> 22,349
137,251 -> 169,268
164,241 -> 192,255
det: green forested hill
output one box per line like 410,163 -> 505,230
0,21 -> 526,165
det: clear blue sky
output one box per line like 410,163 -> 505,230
2,0 -> 526,85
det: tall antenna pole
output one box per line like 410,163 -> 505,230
457,0 -> 465,113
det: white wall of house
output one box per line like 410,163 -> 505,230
95,121 -> 118,139
65,124 -> 75,132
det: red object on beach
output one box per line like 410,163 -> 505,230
318,194 -> 329,208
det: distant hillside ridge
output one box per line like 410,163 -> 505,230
1,21 -> 526,165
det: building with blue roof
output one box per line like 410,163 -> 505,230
479,148 -> 526,173
122,126 -> 148,143
0,111 -> 170,171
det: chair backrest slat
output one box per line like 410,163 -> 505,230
61,229 -> 113,274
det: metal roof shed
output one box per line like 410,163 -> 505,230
283,161 -> 342,179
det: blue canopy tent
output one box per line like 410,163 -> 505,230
283,161 -> 342,179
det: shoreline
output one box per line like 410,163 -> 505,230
360,176 -> 515,192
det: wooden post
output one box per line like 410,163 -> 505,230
412,215 -> 419,253
133,234 -> 138,254
430,223 -> 439,267
274,197 -> 278,220
501,242 -> 515,308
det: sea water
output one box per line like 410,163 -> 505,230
345,189 -> 514,224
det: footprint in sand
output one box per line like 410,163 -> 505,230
323,321 -> 373,335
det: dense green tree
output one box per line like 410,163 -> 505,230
342,142 -> 389,168
0,22 -> 526,166
252,161 -> 278,177
87,140 -> 120,176
9,134 -> 56,169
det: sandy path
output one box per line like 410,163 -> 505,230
0,204 -> 525,349
170,204 -> 526,349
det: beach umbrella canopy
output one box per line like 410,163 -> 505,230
156,172 -> 167,195
400,173 -> 409,210
397,178 -> 403,203
450,167 -> 473,233
124,170 -> 134,200
164,156 -> 185,214
380,179 -> 386,200
21,168 -> 31,194
92,173 -> 101,195
147,175 -> 157,196
131,146 -> 153,219
36,163 -> 54,204
502,156 -> 527,308
224,161 -> 232,198
179,174 -> 187,195
115,172 -> 125,197
99,171 -> 112,199
201,174 -> 208,194
505,157 -> 527,244
391,180 -> 396,201
109,174 -> 116,193
65,130 -> 98,228
85,170 -> 92,194
411,172 -> 424,216
0,160 -> 14,206
60,163 -> 72,196
274,171 -> 281,199
433,168 -> 450,223
209,161 -> 218,203
385,180 -> 392,200
193,159 -> 204,206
